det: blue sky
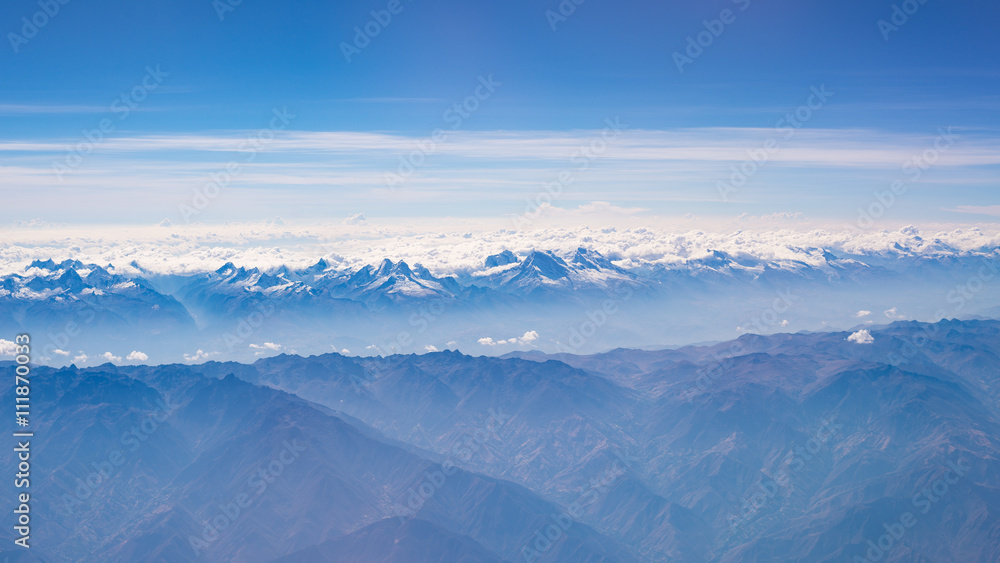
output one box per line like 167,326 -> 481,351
2,0 -> 998,225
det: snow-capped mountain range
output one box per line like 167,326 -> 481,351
2,244 -> 999,364
3,244 -> 998,312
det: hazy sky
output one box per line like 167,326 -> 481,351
2,0 -> 998,226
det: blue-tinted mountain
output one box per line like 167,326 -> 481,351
0,363 -> 636,562
107,318 -> 1000,562
473,249 -> 644,296
0,260 -> 196,353
319,259 -> 464,308
5,248 -> 1000,363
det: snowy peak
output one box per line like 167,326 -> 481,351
215,262 -> 239,277
333,259 -> 457,304
521,250 -> 570,280
571,247 -> 624,273
57,268 -> 86,292
485,250 -> 519,269
27,258 -> 86,272
691,250 -> 739,270
0,260 -> 165,305
28,258 -> 57,271
478,248 -> 639,293
190,262 -> 312,300
297,258 -> 331,277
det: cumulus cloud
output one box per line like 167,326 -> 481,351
344,213 -> 368,225
249,342 -> 285,356
52,349 -> 70,356
519,330 -> 539,342
127,351 -> 149,361
183,350 -> 214,363
73,354 -> 88,364
855,310 -> 872,318
0,339 -> 15,356
847,329 -> 875,344
101,352 -> 122,363
884,307 -> 904,319
424,345 -> 439,352
478,331 -> 539,346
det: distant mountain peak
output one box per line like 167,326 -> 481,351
521,250 -> 570,279
28,258 -> 57,270
485,250 -> 519,269
215,262 -> 238,276
572,247 -> 621,271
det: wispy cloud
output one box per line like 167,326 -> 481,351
330,97 -> 447,103
0,104 -> 112,115
950,205 -> 1000,217
2,128 -> 998,224
3,128 -> 1000,167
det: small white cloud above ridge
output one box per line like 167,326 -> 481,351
847,330 -> 875,344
